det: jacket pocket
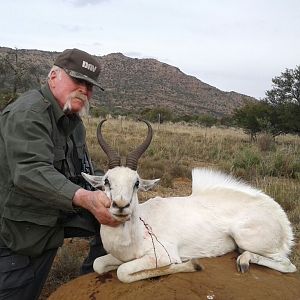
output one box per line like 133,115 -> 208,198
0,247 -> 34,290
0,207 -> 63,257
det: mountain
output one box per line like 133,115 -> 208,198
0,47 -> 256,116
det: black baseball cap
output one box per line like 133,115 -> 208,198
54,48 -> 104,91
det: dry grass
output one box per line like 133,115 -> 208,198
41,117 -> 300,299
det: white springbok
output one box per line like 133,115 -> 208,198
82,120 -> 296,283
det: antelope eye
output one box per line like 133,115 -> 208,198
135,180 -> 140,188
104,178 -> 110,187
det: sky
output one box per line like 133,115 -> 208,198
1,0 -> 300,99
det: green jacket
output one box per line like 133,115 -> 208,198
0,84 -> 92,256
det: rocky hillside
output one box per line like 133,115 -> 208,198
0,47 -> 256,116
98,53 -> 256,116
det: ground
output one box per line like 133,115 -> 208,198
48,252 -> 300,300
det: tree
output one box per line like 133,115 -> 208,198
234,66 -> 300,139
197,114 -> 217,127
233,103 -> 262,141
90,106 -> 109,118
0,92 -> 17,111
265,66 -> 300,134
233,101 -> 281,140
0,48 -> 32,97
266,66 -> 300,106
140,107 -> 173,123
276,102 -> 300,135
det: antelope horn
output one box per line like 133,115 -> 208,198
126,119 -> 153,170
97,119 -> 121,169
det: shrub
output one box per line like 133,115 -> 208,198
257,133 -> 275,152
231,147 -> 261,178
270,151 -> 300,178
0,92 -> 17,110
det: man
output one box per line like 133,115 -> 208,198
0,48 -> 119,300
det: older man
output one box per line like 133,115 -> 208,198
0,49 -> 118,300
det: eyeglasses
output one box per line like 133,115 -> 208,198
71,77 -> 93,90
63,69 -> 94,90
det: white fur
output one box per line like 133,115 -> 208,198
82,167 -> 296,283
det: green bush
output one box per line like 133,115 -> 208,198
140,107 -> 173,123
89,106 -> 109,118
269,151 -> 300,178
0,92 -> 17,110
231,147 -> 261,178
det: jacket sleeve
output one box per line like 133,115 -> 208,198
2,108 -> 80,211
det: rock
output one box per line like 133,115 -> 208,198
49,252 -> 300,300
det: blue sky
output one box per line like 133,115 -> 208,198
1,0 -> 299,99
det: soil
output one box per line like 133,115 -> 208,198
48,252 -> 300,300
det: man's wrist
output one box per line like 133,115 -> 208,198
73,188 -> 87,208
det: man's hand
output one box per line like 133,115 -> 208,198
73,189 -> 120,227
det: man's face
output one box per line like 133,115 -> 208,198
49,68 -> 94,114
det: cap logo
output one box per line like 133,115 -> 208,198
82,60 -> 97,72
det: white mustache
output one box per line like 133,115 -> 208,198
63,92 -> 90,116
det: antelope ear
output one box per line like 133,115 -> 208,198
139,178 -> 160,191
81,172 -> 104,189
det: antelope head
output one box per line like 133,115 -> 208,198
82,120 -> 160,222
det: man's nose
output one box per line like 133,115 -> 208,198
79,84 -> 93,97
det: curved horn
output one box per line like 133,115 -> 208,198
126,119 -> 153,170
97,120 -> 121,169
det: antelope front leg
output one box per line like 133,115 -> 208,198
117,256 -> 203,283
93,254 -> 123,274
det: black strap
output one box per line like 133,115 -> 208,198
70,134 -> 82,176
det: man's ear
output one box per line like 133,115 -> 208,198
139,178 -> 160,191
48,70 -> 57,88
81,172 -> 104,189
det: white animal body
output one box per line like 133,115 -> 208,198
82,167 -> 296,283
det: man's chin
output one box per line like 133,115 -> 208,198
74,99 -> 89,116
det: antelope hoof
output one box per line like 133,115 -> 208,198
191,258 -> 205,271
237,257 -> 249,273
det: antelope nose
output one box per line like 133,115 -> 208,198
112,201 -> 130,210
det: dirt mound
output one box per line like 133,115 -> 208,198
48,252 -> 300,300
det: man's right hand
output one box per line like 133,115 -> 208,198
73,189 -> 120,227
